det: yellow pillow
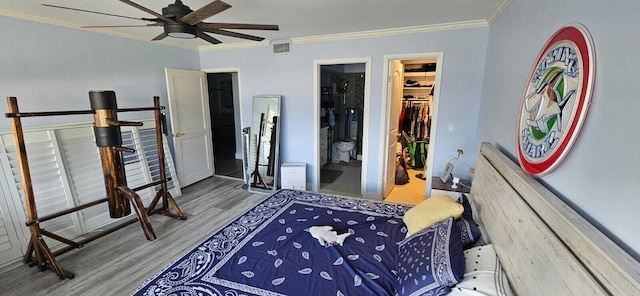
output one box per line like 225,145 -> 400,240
403,194 -> 464,236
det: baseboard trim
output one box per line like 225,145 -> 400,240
361,191 -> 382,201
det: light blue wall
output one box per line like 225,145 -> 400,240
200,28 -> 489,195
478,1 -> 640,259
0,16 -> 200,132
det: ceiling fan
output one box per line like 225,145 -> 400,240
43,0 -> 279,45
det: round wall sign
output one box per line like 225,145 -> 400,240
516,24 -> 595,176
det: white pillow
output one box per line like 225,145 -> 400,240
447,244 -> 513,296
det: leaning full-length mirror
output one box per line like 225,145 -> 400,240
248,95 -> 281,194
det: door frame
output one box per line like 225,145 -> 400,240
312,58 -> 372,195
379,52 -> 444,198
202,68 -> 244,161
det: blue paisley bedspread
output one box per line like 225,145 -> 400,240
133,189 -> 412,296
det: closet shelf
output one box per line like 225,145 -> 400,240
403,71 -> 436,77
403,86 -> 433,91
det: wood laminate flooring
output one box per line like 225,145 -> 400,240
0,177 -> 264,296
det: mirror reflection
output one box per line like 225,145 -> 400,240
248,95 -> 281,194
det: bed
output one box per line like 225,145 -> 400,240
133,143 -> 640,295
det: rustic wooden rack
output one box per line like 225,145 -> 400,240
5,92 -> 185,279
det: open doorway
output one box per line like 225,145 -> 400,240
313,58 -> 371,197
381,53 -> 443,205
206,72 -> 243,179
318,63 -> 365,196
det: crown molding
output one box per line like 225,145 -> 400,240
198,20 -> 488,51
487,0 -> 513,25
0,8 -> 199,51
291,20 -> 489,44
198,40 -> 270,52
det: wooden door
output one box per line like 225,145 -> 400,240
165,68 -> 214,187
384,61 -> 404,197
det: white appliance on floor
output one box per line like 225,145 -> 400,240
332,141 -> 355,163
281,162 -> 306,190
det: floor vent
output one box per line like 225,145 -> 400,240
272,41 -> 291,54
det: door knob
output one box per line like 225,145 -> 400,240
174,132 -> 185,137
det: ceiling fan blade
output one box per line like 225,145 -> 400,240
82,24 -> 163,28
152,33 -> 168,41
118,0 -> 176,24
42,4 -> 156,22
198,22 -> 279,31
201,28 -> 264,42
181,0 -> 232,25
197,31 -> 222,45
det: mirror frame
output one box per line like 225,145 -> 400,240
247,95 -> 281,194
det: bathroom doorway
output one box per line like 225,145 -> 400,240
206,71 -> 243,179
313,59 -> 371,197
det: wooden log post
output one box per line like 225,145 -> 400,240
89,91 -> 131,218
89,91 -> 156,241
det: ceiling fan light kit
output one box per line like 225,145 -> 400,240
42,0 -> 279,45
162,0 -> 194,38
165,23 -> 197,39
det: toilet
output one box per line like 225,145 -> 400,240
332,141 -> 356,163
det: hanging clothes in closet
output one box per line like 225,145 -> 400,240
400,100 -> 431,141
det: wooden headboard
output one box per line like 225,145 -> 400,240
471,143 -> 640,295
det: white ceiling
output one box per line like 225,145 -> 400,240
1,0 -> 511,50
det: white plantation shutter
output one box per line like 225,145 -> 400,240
0,206 -> 18,263
121,129 -> 154,205
0,174 -> 25,264
0,131 -> 79,246
56,127 -> 109,232
0,120 -> 181,266
137,122 -> 181,197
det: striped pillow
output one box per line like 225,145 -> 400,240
448,244 -> 514,296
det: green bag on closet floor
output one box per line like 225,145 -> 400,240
408,141 -> 428,169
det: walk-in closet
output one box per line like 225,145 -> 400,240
385,59 -> 436,204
